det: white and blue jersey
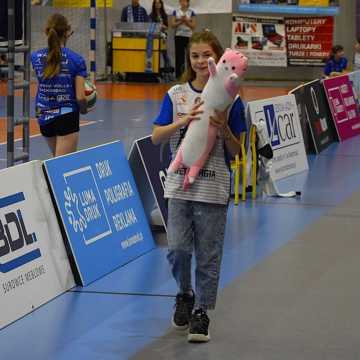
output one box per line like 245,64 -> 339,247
31,47 -> 87,125
172,8 -> 196,38
153,82 -> 246,205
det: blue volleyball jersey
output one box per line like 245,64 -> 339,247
323,57 -> 348,76
31,47 -> 87,125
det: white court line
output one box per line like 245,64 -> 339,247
0,120 -> 97,146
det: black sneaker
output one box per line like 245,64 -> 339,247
172,292 -> 195,330
188,309 -> 210,342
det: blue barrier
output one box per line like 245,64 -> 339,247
44,141 -> 155,286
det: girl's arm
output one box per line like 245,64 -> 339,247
210,108 -> 242,157
152,101 -> 204,145
75,75 -> 87,114
183,15 -> 196,30
152,123 -> 184,145
170,14 -> 182,29
222,125 -> 242,157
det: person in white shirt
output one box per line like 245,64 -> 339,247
170,0 -> 196,79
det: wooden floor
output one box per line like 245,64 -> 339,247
0,81 -> 293,144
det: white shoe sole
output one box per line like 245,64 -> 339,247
171,318 -> 189,331
188,332 -> 210,342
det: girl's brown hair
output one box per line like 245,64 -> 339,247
43,13 -> 70,79
180,30 -> 224,83
328,44 -> 344,60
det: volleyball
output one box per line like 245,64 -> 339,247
84,79 -> 97,112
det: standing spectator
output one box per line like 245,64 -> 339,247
323,45 -> 348,77
150,0 -> 172,76
170,0 -> 196,79
354,38 -> 360,71
121,0 -> 149,23
31,13 -> 87,157
149,0 -> 168,31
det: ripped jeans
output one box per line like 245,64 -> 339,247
167,198 -> 228,310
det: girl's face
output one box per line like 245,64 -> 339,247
189,42 -> 217,79
179,0 -> 189,9
154,0 -> 162,9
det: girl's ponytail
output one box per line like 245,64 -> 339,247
43,28 -> 61,79
43,13 -> 70,79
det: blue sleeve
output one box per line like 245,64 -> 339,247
74,54 -> 87,78
343,57 -> 348,70
228,97 -> 247,137
153,93 -> 173,126
324,60 -> 332,76
191,10 -> 196,17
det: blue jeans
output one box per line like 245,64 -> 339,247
167,198 -> 228,310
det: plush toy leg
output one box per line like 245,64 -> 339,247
187,166 -> 202,184
183,168 -> 191,191
168,149 -> 184,174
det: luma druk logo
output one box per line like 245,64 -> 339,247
0,192 -> 40,273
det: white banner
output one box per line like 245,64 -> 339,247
232,14 -> 287,67
247,95 -> 308,180
0,161 -> 75,329
142,0 -> 232,14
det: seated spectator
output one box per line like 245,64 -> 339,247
121,0 -> 149,23
323,45 -> 348,77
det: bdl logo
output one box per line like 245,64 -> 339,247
0,192 -> 40,273
262,104 -> 298,148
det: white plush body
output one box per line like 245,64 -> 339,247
168,49 -> 248,189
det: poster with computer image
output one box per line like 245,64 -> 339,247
290,79 -> 337,154
232,14 -> 287,67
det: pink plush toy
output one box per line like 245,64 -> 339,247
167,49 -> 248,189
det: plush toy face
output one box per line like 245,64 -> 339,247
218,49 -> 248,78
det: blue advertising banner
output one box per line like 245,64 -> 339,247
43,141 -> 155,286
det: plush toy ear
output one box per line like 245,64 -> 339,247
208,57 -> 217,77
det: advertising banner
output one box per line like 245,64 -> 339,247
285,17 -> 333,66
323,74 -> 360,141
0,161 -> 75,329
232,14 -> 287,67
43,141 -> 155,286
128,136 -> 171,230
247,94 -> 308,180
290,79 -> 337,153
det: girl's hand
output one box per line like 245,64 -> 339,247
209,108 -> 228,129
178,101 -> 204,127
